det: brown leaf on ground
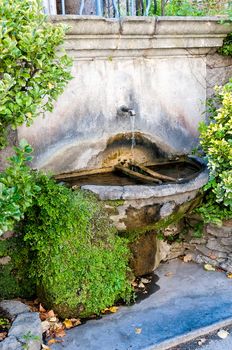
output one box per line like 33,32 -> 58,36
183,254 -> 193,263
102,306 -> 118,314
63,319 -> 73,329
165,271 -> 174,277
0,332 -> 7,341
227,273 -> 232,279
135,328 -> 142,334
47,310 -> 55,318
48,339 -> 63,345
39,304 -> 46,313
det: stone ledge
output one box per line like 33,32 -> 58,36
49,16 -> 232,58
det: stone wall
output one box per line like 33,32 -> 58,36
130,216 -> 232,276
15,16 -> 232,175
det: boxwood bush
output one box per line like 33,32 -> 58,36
197,80 -> 232,224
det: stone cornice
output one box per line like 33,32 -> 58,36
50,16 -> 232,58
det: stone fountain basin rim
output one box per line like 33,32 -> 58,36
81,156 -> 209,201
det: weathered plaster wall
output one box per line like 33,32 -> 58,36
17,17 -> 232,175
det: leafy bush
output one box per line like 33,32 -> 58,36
22,177 -> 133,318
0,140 -> 41,235
0,0 -> 72,148
197,80 -> 232,224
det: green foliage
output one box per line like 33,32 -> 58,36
149,0 -> 229,16
197,81 -> 232,224
0,140 -> 41,235
0,234 -> 36,299
0,0 -> 72,148
22,177 -> 132,318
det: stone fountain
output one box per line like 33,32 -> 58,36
17,16 -> 232,274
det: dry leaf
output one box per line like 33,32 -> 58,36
108,306 -> 118,313
54,328 -> 66,338
39,304 -> 46,313
70,318 -> 81,327
138,282 -> 145,289
135,328 -> 142,334
42,345 -> 51,350
49,317 -> 57,322
227,273 -> 232,279
141,278 -> 150,284
48,339 -> 59,345
183,254 -> 192,263
47,310 -> 55,318
42,321 -> 50,333
0,332 -> 7,341
165,271 -> 173,277
204,264 -> 216,271
63,319 -> 73,329
217,329 -> 229,339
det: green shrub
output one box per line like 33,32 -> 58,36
0,0 -> 72,148
0,140 -> 41,235
22,176 -> 133,318
197,80 -> 232,224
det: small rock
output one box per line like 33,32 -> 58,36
217,329 -> 229,339
0,300 -> 30,318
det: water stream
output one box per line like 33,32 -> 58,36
130,114 -> 136,161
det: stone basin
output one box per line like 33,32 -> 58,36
59,156 -> 208,233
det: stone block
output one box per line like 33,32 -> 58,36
206,238 -> 231,253
207,224 -> 231,238
8,312 -> 42,350
0,300 -> 30,318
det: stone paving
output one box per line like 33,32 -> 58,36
50,259 -> 232,350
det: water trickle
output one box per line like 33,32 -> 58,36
130,114 -> 136,161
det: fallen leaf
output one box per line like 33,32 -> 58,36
183,254 -> 193,263
102,306 -> 118,314
227,273 -> 232,279
63,319 -> 73,329
141,278 -> 150,284
217,329 -> 229,339
135,328 -> 142,334
47,310 -> 55,318
49,317 -> 57,322
138,282 -> 145,289
39,304 -> 46,313
165,272 -> 174,277
204,264 -> 216,271
42,321 -> 50,333
108,306 -> 118,313
48,339 -> 59,345
42,345 -> 51,350
70,318 -> 81,327
0,332 -> 7,341
131,281 -> 138,287
54,328 -> 66,338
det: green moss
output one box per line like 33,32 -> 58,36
0,236 -> 36,299
121,196 -> 202,243
22,176 -> 133,318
